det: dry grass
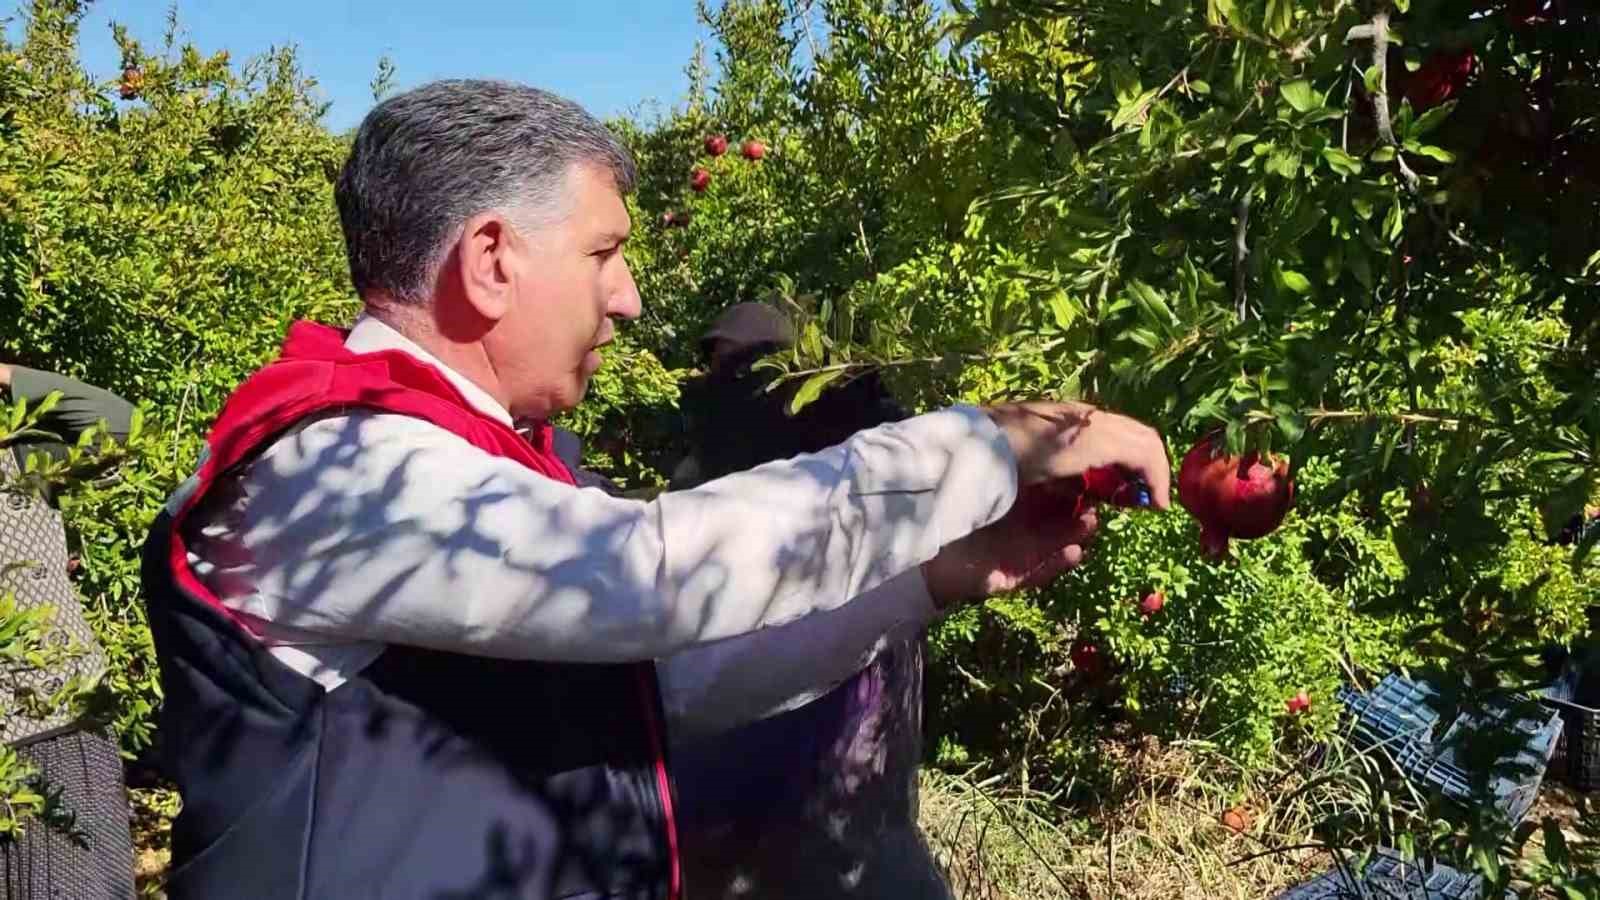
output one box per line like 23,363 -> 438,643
129,785 -> 177,899
920,730 -> 1600,900
918,740 -> 1326,900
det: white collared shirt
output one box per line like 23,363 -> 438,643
183,315 -> 1018,738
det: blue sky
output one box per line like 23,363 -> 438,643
54,1 -> 714,132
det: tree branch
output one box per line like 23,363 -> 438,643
1346,8 -> 1419,192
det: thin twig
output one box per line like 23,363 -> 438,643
1301,408 -> 1488,429
772,339 -> 1066,382
1341,64 -> 1355,153
1234,192 -> 1252,322
856,216 -> 875,273
1226,842 -> 1333,867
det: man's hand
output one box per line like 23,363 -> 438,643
983,401 -> 1171,508
921,491 -> 1101,608
919,401 -> 1171,608
0,363 -> 11,391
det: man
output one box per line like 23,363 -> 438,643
665,302 -> 952,898
0,361 -> 137,899
141,79 -> 1170,900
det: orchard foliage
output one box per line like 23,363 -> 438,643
618,0 -> 1598,885
0,0 -> 1594,886
620,0 -> 1595,743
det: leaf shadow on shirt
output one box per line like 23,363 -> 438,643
167,398 -> 963,899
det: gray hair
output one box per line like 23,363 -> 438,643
334,79 -> 638,305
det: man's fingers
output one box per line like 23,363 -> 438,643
1066,509 -> 1099,546
1077,415 -> 1172,511
1127,421 -> 1172,511
1020,542 -> 1086,590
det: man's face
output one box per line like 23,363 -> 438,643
490,163 -> 640,419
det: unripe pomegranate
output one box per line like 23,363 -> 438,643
1179,433 -> 1294,558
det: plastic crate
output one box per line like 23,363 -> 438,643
1542,658 -> 1600,793
1276,847 -> 1493,899
1394,699 -> 1563,827
1337,674 -> 1445,751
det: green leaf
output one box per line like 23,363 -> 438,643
1370,145 -> 1396,163
1264,0 -> 1293,38
1279,79 -> 1319,113
1126,328 -> 1162,349
1415,145 -> 1455,163
1321,147 -> 1362,176
1276,412 -> 1306,444
1363,65 -> 1383,95
1384,199 -> 1404,242
1048,289 -> 1080,331
1267,148 -> 1301,179
788,369 -> 847,416
1128,279 -> 1175,326
1108,60 -> 1142,106
1113,87 -> 1160,130
1226,133 -> 1257,155
1188,80 -> 1211,95
1349,249 -> 1374,290
1278,268 -> 1313,295
1412,100 -> 1456,136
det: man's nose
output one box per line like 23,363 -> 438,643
610,264 -> 642,320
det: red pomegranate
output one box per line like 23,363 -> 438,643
741,139 -> 767,161
1070,639 -> 1104,676
1178,433 -> 1294,558
1286,690 -> 1311,715
690,168 -> 711,193
704,134 -> 728,157
1405,48 -> 1475,112
1138,591 -> 1165,618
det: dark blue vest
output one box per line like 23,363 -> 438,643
142,515 -> 675,898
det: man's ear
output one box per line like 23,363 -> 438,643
454,212 -> 517,323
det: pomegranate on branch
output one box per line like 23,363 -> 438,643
1178,433 -> 1295,559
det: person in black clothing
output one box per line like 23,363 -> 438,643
0,361 -> 137,899
664,303 -> 953,899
